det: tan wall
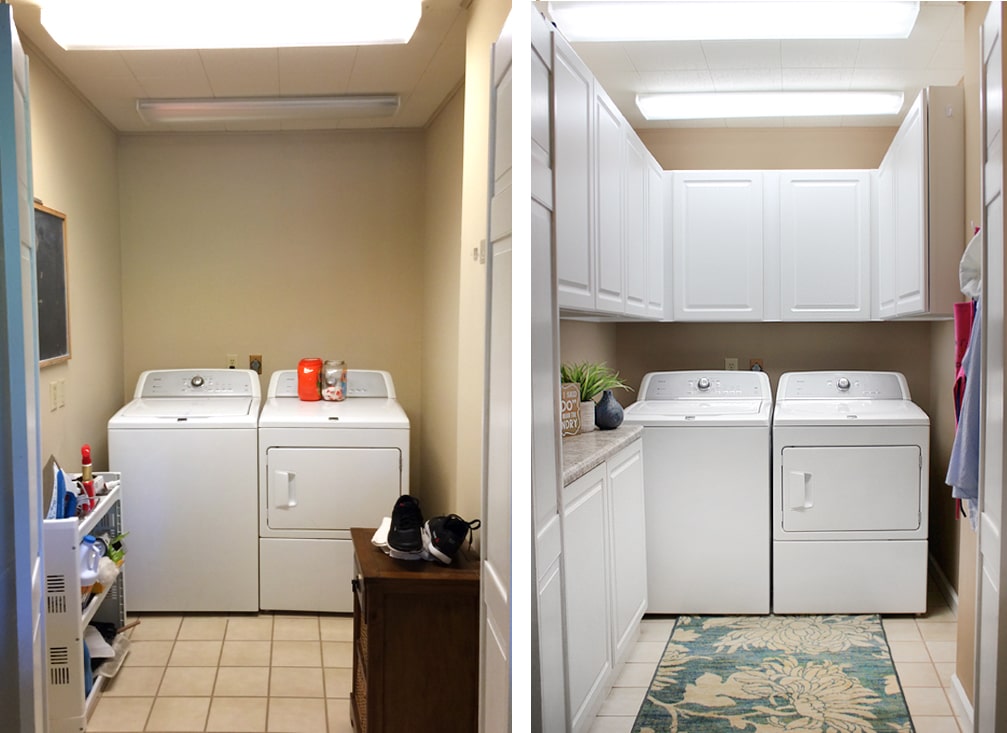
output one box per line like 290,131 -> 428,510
559,321 -> 619,368
638,127 -> 896,170
955,0 -> 989,707
117,131 -> 428,494
421,87 -> 464,517
454,0 -> 509,524
27,50 -> 123,472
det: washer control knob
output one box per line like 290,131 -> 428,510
191,375 -> 205,388
837,377 -> 851,391
697,377 -> 711,391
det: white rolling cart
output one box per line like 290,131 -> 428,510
43,472 -> 127,733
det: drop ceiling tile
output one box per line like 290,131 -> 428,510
911,2 -> 963,41
623,41 -> 707,72
855,38 -> 939,69
701,41 -> 782,70
573,43 -> 637,72
594,70 -> 643,94
930,40 -> 965,71
841,113 -> 904,127
278,47 -> 356,95
850,67 -> 927,90
710,67 -> 782,92
119,50 -> 206,79
347,45 -> 424,93
136,75 -> 215,99
199,49 -> 280,96
637,70 -> 714,93
780,40 -> 860,69
780,67 -> 853,91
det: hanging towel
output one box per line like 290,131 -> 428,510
947,296 -> 982,529
952,300 -> 974,423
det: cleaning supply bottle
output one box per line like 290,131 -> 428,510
81,444 -> 95,510
79,535 -> 101,604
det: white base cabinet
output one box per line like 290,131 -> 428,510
43,474 -> 127,733
563,438 -> 647,733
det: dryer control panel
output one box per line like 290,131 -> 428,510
136,369 -> 259,398
778,371 -> 911,401
640,370 -> 771,400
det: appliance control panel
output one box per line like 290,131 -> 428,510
269,369 -> 395,399
778,371 -> 911,400
137,369 -> 259,398
641,371 -> 770,400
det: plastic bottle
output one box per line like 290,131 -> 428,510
79,535 -> 101,602
81,444 -> 95,510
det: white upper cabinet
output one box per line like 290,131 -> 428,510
594,87 -> 626,314
623,129 -> 648,317
553,32 -> 595,312
876,87 -> 964,319
645,158 -> 666,318
776,171 -> 872,321
672,171 -> 764,321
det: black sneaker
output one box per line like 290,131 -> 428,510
423,514 -> 482,565
387,495 -> 424,555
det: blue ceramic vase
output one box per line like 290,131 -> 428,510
595,390 -> 624,430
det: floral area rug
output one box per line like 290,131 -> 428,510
633,615 -> 913,733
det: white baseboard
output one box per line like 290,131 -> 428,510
928,551 -> 959,616
950,673 -> 974,731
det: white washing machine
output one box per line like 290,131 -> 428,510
258,369 -> 409,612
108,369 -> 261,612
623,370 -> 772,614
772,371 -> 930,614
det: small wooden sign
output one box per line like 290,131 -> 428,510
560,382 -> 581,437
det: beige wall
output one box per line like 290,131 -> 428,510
454,0 -> 509,524
27,50 -> 123,472
117,131 -> 428,494
422,86 -> 465,517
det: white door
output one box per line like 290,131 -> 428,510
978,5 -> 1007,729
531,9 -> 567,733
0,7 -> 45,731
672,171 -> 764,320
480,12 -> 512,733
778,171 -> 871,320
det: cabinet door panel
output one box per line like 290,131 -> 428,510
624,131 -> 647,316
607,441 -> 647,663
779,172 -> 870,320
595,90 -> 625,313
646,159 -> 666,318
673,172 -> 764,320
877,156 -> 897,318
554,35 -> 594,311
894,101 -> 926,316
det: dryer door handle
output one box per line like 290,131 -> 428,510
788,471 -> 813,510
275,470 -> 297,508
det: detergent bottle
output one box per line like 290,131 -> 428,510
79,535 -> 101,603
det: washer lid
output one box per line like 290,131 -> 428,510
773,399 -> 929,427
624,399 -> 771,426
258,397 -> 410,429
109,396 -> 259,427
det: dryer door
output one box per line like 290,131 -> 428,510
266,447 -> 402,530
780,445 -> 922,533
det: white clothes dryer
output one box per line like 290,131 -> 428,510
258,369 -> 409,613
623,370 -> 773,614
772,371 -> 930,614
108,369 -> 261,612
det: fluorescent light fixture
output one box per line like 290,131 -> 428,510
636,91 -> 905,120
543,1 -> 919,41
40,0 -> 422,50
136,95 -> 401,124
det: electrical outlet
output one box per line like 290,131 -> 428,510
749,358 -> 764,372
249,354 -> 262,374
48,381 -> 57,411
227,353 -> 238,369
725,357 -> 739,371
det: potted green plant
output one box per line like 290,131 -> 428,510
560,361 -> 633,432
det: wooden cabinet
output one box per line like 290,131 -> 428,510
562,436 -> 647,733
776,170 -> 871,321
876,86 -> 964,319
350,528 -> 479,733
672,170 -> 764,320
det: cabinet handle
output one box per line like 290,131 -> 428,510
351,579 -> 359,592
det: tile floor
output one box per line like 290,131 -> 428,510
87,612 -> 355,733
588,584 -> 973,733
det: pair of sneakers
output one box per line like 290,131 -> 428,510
387,495 -> 481,565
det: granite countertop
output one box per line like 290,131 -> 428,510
561,425 -> 643,486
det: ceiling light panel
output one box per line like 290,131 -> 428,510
40,0 -> 423,50
542,1 -> 920,42
636,91 -> 905,120
136,95 -> 401,124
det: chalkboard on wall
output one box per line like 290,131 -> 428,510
34,203 -> 70,367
